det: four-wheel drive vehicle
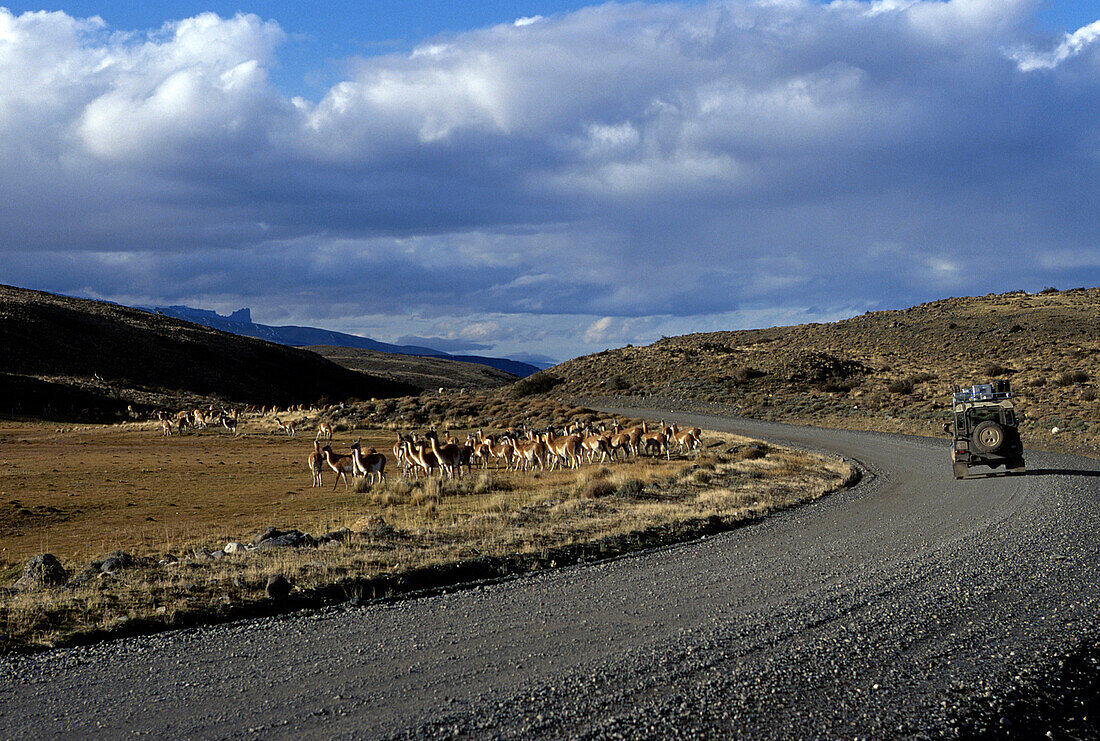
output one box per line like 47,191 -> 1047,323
950,381 -> 1025,479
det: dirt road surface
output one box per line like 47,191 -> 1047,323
3,409 -> 1099,739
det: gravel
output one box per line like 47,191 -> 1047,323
2,409 -> 1098,740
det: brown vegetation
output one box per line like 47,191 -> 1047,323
550,288 -> 1100,457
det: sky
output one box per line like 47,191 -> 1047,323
1,1 -> 1098,364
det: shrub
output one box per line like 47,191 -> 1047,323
818,375 -> 860,393
510,372 -> 563,398
984,363 -> 1014,377
887,378 -> 914,395
735,443 -> 769,460
604,375 -> 631,391
574,478 -> 617,499
1053,370 -> 1089,387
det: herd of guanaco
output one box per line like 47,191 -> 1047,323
151,405 -> 701,492
308,420 -> 702,490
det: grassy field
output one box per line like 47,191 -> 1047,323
0,411 -> 856,652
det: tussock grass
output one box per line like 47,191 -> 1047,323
0,431 -> 856,653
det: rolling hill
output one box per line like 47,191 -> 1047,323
0,284 -> 418,421
545,287 -> 1100,457
307,345 -> 520,392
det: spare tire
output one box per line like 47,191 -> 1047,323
973,420 -> 1006,453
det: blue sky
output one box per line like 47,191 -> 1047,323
1,1 -> 1099,363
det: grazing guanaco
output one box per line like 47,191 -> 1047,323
581,433 -> 611,463
542,430 -> 583,470
275,417 -> 297,436
393,433 -> 415,476
308,440 -> 324,487
403,438 -> 440,478
511,437 -> 547,471
485,438 -> 515,469
321,443 -> 356,490
352,445 -> 387,486
669,425 -> 701,454
426,431 -> 464,479
641,431 -> 670,459
316,421 -> 334,440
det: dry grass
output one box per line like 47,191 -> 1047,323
554,288 -> 1100,459
0,426 -> 855,653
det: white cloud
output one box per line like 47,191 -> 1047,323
583,317 -> 617,344
1012,19 -> 1100,71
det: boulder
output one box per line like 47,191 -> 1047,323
266,574 -> 292,601
250,527 -> 283,546
13,553 -> 68,591
322,528 -> 354,543
351,515 -> 394,538
100,551 -> 135,574
223,542 -> 247,554
254,530 -> 315,550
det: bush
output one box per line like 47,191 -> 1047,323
887,378 -> 914,395
604,375 -> 631,391
984,363 -> 1014,377
735,443 -> 769,460
1053,370 -> 1090,387
510,372 -> 563,398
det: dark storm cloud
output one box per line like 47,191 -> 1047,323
1,2 -> 1098,359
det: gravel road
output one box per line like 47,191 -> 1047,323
3,409 -> 1100,739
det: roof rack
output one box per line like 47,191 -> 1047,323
952,382 -> 1013,404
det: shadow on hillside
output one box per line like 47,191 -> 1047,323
1025,468 -> 1100,478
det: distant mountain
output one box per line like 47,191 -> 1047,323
146,305 -> 540,377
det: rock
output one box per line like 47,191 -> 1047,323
322,528 -> 354,542
14,554 -> 69,590
66,560 -> 103,588
351,516 -> 395,538
224,542 -> 247,554
266,574 -> 292,600
100,551 -> 135,574
250,526 -> 283,546
254,530 -> 315,550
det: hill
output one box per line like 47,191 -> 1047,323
307,345 -> 520,392
147,305 -> 541,377
0,285 -> 418,421
547,288 -> 1100,456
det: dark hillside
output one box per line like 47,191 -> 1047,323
0,285 -> 417,420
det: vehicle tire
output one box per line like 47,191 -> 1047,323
972,421 -> 1006,453
1006,457 -> 1026,473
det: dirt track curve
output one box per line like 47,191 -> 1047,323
3,408 -> 1100,739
